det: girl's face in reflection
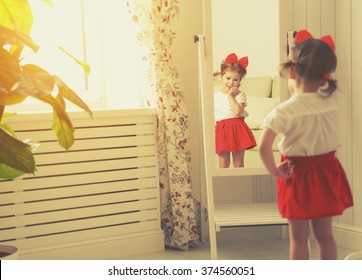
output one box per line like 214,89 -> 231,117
221,71 -> 242,93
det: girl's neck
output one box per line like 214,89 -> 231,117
294,79 -> 323,94
301,84 -> 320,93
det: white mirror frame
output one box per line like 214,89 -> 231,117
200,0 -> 291,176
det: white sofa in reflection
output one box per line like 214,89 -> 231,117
214,75 -> 281,168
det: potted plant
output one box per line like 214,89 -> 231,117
0,0 -> 92,179
0,0 -> 92,258
0,244 -> 18,260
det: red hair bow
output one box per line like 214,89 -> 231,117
225,53 -> 248,69
294,29 -> 335,52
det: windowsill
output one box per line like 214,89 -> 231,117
7,107 -> 157,119
5,98 -> 156,116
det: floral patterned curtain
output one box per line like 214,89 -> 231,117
125,0 -> 201,249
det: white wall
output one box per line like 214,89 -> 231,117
211,0 -> 280,77
335,0 -> 362,249
348,0 -> 362,229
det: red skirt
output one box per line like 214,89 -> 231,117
215,118 -> 256,154
277,152 -> 353,220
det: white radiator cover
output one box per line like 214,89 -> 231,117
0,108 -> 164,259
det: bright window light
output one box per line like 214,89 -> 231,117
8,0 -> 145,112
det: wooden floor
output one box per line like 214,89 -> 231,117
120,226 -> 357,260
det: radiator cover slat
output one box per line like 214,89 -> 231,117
0,109 -> 163,258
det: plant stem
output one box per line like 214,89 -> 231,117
0,105 -> 4,122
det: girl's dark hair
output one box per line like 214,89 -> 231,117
280,38 -> 337,94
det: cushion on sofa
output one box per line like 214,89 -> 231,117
271,76 -> 280,98
246,96 -> 279,130
240,76 -> 273,98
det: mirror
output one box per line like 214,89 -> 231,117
211,0 -> 281,169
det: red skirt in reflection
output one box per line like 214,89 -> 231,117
277,152 -> 354,220
215,117 -> 256,154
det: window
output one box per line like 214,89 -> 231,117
8,0 -> 145,112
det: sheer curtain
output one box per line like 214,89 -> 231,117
125,0 -> 201,249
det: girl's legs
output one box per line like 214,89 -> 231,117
288,219 -> 310,260
218,151 -> 231,168
311,217 -> 337,260
232,150 -> 245,167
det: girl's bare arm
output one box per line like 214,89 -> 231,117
228,87 -> 243,116
259,127 -> 294,178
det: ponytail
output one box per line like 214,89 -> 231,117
319,78 -> 337,95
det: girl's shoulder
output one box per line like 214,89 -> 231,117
274,92 -> 338,116
272,96 -> 299,113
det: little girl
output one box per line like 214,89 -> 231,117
214,53 -> 256,168
259,30 -> 353,259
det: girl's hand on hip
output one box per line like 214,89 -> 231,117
276,159 -> 294,179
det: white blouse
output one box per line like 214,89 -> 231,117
263,92 -> 341,156
214,90 -> 249,122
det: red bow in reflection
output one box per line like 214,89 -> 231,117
224,53 -> 249,69
295,29 -> 335,52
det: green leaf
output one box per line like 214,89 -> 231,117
1,63 -> 55,106
0,112 -> 17,124
0,163 -> 24,179
0,47 -> 21,91
1,122 -> 16,136
55,76 -> 93,118
0,134 -> 39,179
21,64 -> 55,97
0,0 -> 33,30
0,91 -> 28,106
4,64 -> 55,105
52,95 -> 75,150
0,25 -> 39,51
38,93 -> 75,150
0,0 -> 33,32
0,0 -> 34,58
0,126 -> 35,174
